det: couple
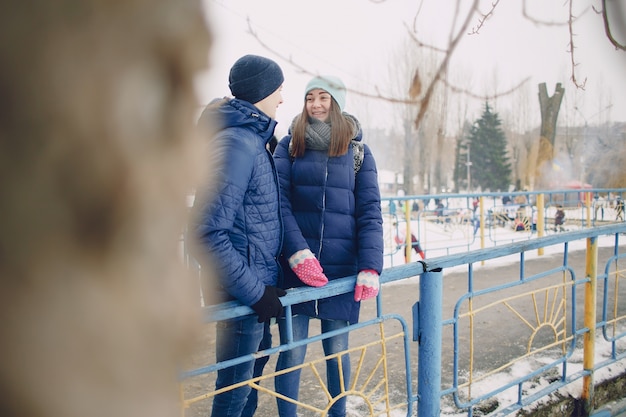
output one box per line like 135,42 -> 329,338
191,54 -> 384,417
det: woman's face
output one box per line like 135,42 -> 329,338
306,89 -> 332,122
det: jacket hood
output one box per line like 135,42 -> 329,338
198,97 -> 277,144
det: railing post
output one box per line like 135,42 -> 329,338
537,193 -> 545,256
479,196 -> 485,250
405,199 -> 412,262
582,236 -> 598,414
585,191 -> 592,227
418,268 -> 443,417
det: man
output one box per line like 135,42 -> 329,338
616,197 -> 625,221
191,54 -> 285,417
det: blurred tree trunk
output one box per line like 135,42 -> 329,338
0,2 -> 211,417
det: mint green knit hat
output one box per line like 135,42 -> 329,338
305,75 -> 346,111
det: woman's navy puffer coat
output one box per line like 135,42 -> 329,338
191,98 -> 283,307
273,128 -> 383,324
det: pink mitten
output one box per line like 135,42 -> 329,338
288,249 -> 329,287
354,269 -> 379,301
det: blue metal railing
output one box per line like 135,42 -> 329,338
181,190 -> 626,417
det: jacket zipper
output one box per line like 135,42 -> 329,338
315,159 -> 329,316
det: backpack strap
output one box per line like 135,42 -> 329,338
351,140 -> 364,173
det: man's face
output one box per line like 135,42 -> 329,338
255,85 -> 283,119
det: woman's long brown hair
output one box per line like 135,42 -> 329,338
290,98 -> 353,158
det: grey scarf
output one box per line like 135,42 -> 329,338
290,112 -> 361,152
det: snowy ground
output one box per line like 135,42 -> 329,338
382,204 -> 623,268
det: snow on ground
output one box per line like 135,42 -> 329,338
383,212 -> 620,276
435,335 -> 626,417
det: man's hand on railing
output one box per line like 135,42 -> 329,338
288,248 -> 329,287
251,286 -> 286,323
354,270 -> 379,301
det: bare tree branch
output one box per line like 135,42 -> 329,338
567,0 -> 587,89
522,0 -> 591,91
410,0 -> 426,33
246,0 -> 618,126
412,0 -> 480,129
469,0 -> 500,35
247,20 -> 421,106
404,23 -> 449,54
522,0 -> 570,26
441,76 -> 531,101
600,0 -> 626,50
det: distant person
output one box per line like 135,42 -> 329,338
273,75 -> 384,417
435,199 -> 445,223
394,222 -> 426,262
389,199 -> 397,216
514,216 -> 526,231
554,205 -> 566,232
473,213 -> 481,236
472,197 -> 479,213
616,197 -> 624,221
593,194 -> 605,221
412,200 -> 420,218
514,192 -> 527,205
191,54 -> 286,417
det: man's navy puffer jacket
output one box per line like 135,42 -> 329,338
191,98 -> 283,307
273,126 -> 383,324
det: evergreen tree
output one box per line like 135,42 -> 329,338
465,102 -> 512,191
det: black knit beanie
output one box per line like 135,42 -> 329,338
228,55 -> 284,104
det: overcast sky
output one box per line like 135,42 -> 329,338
196,0 -> 626,137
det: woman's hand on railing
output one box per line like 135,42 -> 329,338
288,249 -> 329,287
354,270 -> 379,301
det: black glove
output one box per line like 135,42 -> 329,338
251,286 -> 286,323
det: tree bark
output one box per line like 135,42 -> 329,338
535,82 -> 565,189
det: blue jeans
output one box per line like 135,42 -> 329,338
241,322 -> 272,417
275,315 -> 350,417
211,316 -> 265,417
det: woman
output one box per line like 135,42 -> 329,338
272,75 -> 384,417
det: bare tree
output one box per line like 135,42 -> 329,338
535,82 -> 565,189
502,82 -> 537,190
385,38 -> 422,195
384,36 -> 456,195
243,0 -> 625,189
